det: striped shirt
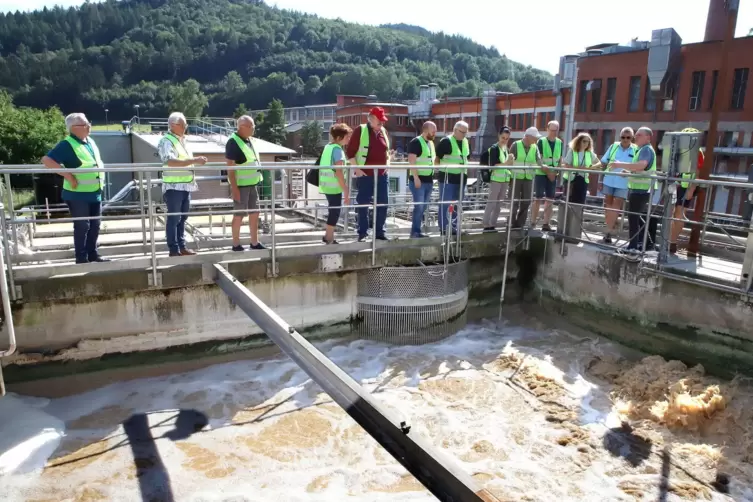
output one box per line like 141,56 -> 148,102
158,135 -> 198,193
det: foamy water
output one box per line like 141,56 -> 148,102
0,311 -> 750,502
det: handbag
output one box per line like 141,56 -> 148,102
305,150 -> 324,186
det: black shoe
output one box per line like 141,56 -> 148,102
357,234 -> 368,242
669,243 -> 678,254
322,237 -> 338,245
541,224 -> 552,232
249,242 -> 266,250
483,227 -> 496,232
410,233 -> 428,238
375,235 -> 389,241
75,258 -> 89,264
232,245 -> 245,252
169,251 -> 181,257
87,255 -> 109,263
602,234 -> 613,244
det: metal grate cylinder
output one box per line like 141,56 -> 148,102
354,260 -> 469,344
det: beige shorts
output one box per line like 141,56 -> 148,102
233,185 -> 259,211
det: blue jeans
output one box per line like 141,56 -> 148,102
66,200 -> 101,263
408,180 -> 433,236
164,189 -> 191,253
438,182 -> 466,234
356,173 -> 388,238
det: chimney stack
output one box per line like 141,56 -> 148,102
704,0 -> 736,42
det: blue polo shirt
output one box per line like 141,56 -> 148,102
601,143 -> 636,190
46,136 -> 102,203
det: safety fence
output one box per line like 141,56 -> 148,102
0,162 -> 751,300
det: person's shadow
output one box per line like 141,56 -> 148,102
123,409 -> 209,502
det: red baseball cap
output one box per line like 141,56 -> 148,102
369,107 -> 388,122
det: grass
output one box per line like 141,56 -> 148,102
91,124 -> 152,132
2,188 -> 35,210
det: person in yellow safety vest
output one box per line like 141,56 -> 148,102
158,112 -> 207,257
407,121 -> 437,238
319,123 -> 353,244
346,106 -> 392,242
435,120 -> 471,236
225,115 -> 266,252
669,127 -> 705,254
562,132 -> 602,205
42,113 -> 109,264
532,120 -> 563,232
507,127 -> 543,228
599,127 -> 637,244
480,126 -> 513,231
607,126 -> 658,252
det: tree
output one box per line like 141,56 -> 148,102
300,121 -> 324,156
0,92 -> 65,166
233,103 -> 248,119
256,99 -> 286,145
169,79 -> 208,118
494,79 -> 522,93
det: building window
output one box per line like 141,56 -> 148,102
578,80 -> 588,112
591,79 -> 602,112
628,76 -> 641,112
731,68 -> 748,110
644,77 -> 656,112
602,129 -> 614,153
689,71 -> 705,111
537,112 -> 545,127
709,70 -> 719,110
605,78 -> 616,112
525,113 -> 533,129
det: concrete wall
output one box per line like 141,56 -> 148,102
90,132 -> 134,201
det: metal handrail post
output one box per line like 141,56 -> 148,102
271,174 -> 277,277
372,169 -> 378,266
0,204 -> 17,361
499,177 -> 517,319
138,171 -> 147,253
146,171 -> 158,286
699,185 -> 713,254
560,179 -> 572,256
639,183 -> 656,269
0,207 -> 16,301
456,173 -> 464,258
4,174 -> 18,254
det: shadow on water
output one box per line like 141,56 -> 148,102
123,409 -> 208,502
602,422 -> 652,468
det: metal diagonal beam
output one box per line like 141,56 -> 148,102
213,264 -> 498,502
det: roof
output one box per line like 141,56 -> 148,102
134,132 -> 296,155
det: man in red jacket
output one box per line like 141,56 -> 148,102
347,107 -> 391,241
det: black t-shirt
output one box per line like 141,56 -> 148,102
225,135 -> 256,165
407,137 -> 435,184
480,143 -> 508,166
435,137 -> 467,185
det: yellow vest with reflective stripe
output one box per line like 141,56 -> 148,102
439,136 -> 470,175
355,125 -> 390,166
62,136 -> 105,193
319,143 -> 345,195
230,133 -> 262,186
564,151 -> 593,182
537,138 -> 562,175
628,145 -> 657,191
490,146 -> 511,183
512,141 -> 536,180
162,133 -> 194,183
414,136 -> 435,176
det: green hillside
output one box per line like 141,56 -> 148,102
0,0 -> 552,119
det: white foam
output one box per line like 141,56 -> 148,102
0,323 -> 741,501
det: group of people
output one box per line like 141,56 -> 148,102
43,108 -> 696,264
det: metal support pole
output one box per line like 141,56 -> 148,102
270,174 -> 277,277
213,264 -> 497,502
371,169 -> 378,266
560,178 -> 572,256
455,173 -> 464,257
4,174 -> 18,254
0,208 -> 16,301
689,0 -> 739,257
639,183 -> 656,269
743,209 -> 753,293
146,171 -> 158,286
138,171 -> 147,253
0,206 -> 17,363
499,177 -> 516,319
698,184 -> 713,253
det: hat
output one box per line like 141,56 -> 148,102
524,127 -> 541,138
369,107 -> 388,122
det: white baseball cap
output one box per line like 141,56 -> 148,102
524,127 -> 541,138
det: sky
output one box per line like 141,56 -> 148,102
2,0 -> 752,74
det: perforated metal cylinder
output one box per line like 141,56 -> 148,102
355,260 -> 469,344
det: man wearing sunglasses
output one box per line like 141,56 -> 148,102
43,113 -> 109,264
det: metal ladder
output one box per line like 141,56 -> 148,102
0,204 -> 17,397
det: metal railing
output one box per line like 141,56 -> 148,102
0,162 -> 751,302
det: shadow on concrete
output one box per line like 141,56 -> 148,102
602,422 -> 652,468
123,409 -> 208,502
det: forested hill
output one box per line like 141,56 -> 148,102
0,0 -> 552,120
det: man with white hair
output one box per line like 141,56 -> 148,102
158,112 -> 207,257
225,115 -> 265,251
435,120 -> 470,235
532,120 -> 562,232
607,126 -> 658,252
42,113 -> 108,264
507,127 -> 541,228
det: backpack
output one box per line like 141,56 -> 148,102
305,149 -> 324,186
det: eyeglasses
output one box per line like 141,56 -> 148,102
457,129 -> 468,134
620,136 -> 632,140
